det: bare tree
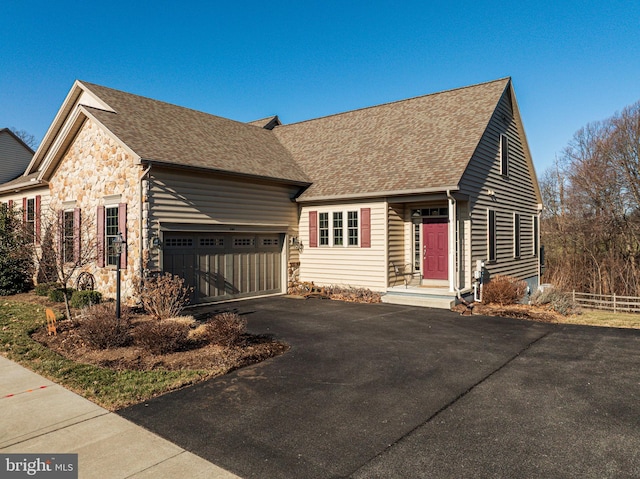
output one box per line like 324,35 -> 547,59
35,207 -> 97,320
9,127 -> 38,149
541,99 -> 640,296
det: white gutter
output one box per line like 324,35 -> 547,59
139,164 -> 152,279
298,185 -> 461,203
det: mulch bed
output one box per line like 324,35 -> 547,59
13,290 -> 288,372
32,317 -> 288,372
452,303 -> 563,323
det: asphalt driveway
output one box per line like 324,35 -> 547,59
118,297 -> 640,479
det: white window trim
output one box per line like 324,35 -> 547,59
104,204 -> 120,267
347,210 -> 359,247
532,215 -> 539,257
513,213 -> 521,259
488,209 -> 496,262
318,212 -> 330,246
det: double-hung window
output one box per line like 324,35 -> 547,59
22,196 -> 42,245
60,207 -> 81,263
105,206 -> 120,266
25,198 -> 35,240
63,211 -> 75,263
347,211 -> 358,246
333,212 -> 343,246
319,212 -> 329,246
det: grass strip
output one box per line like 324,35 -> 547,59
0,300 -> 215,410
566,310 -> 640,329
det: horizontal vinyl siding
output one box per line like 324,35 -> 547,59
0,132 -> 33,184
0,189 -> 51,211
149,168 -> 300,231
300,201 -> 387,291
388,203 -> 405,286
460,89 -> 539,281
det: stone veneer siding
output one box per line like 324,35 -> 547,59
48,118 -> 143,301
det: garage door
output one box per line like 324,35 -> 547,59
162,232 -> 283,303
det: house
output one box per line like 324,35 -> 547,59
0,77 -> 541,309
0,128 -> 34,184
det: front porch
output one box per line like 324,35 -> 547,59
385,195 -> 473,309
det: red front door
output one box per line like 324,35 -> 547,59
423,219 -> 448,280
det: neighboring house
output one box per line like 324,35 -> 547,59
0,77 -> 541,308
0,128 -> 34,183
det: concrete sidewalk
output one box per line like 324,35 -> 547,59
0,356 -> 239,479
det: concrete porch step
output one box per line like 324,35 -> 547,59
382,293 -> 455,309
382,286 -> 458,309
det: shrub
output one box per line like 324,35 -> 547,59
133,320 -> 191,354
136,273 -> 192,319
531,288 -> 578,316
482,275 -> 527,305
48,288 -> 76,303
77,303 -> 132,349
202,312 -> 247,347
35,282 -> 61,296
70,290 -> 103,309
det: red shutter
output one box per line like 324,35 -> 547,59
74,208 -> 81,263
361,208 -> 371,248
97,206 -> 105,267
8,200 -> 13,209
118,203 -> 127,269
309,211 -> 318,248
22,197 -> 27,223
35,195 -> 41,245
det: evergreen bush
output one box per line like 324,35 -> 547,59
48,288 -> 75,303
0,205 -> 34,295
35,282 -> 61,296
70,290 -> 103,309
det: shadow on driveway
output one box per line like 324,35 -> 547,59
118,297 -> 640,479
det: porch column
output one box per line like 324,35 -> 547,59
448,195 -> 457,292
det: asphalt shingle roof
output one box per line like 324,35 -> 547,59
79,82 -> 310,185
273,78 -> 510,201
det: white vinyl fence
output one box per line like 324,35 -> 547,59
572,291 -> 640,313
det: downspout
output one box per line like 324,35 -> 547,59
446,189 -> 457,292
139,164 -> 152,281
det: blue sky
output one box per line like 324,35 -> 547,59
1,0 -> 639,175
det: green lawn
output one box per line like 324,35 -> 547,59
0,300 -> 216,410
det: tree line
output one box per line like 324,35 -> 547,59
541,99 -> 640,296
